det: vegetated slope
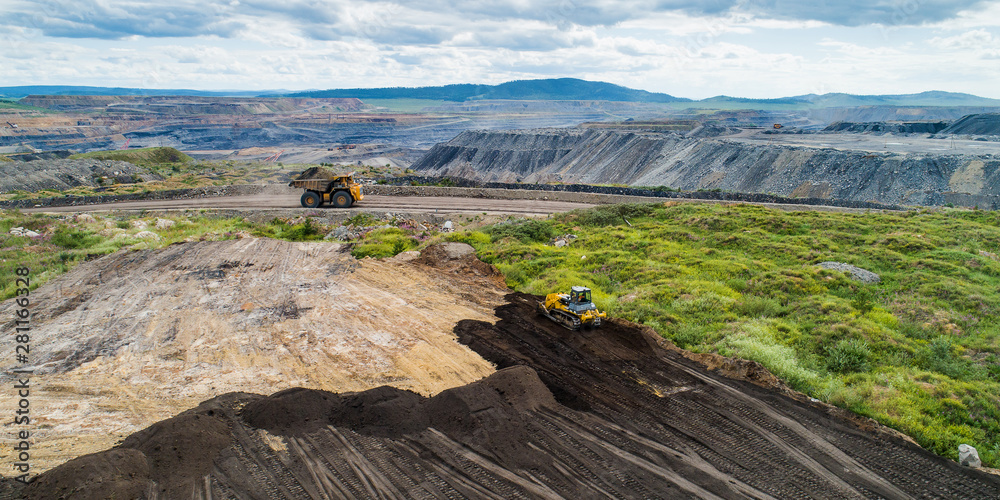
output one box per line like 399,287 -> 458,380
68,146 -> 192,165
463,202 -> 1000,468
15,294 -> 1000,499
940,113 -> 1000,136
412,128 -> 1000,207
0,239 -> 505,474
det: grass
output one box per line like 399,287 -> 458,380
461,202 -> 1000,467
69,147 -> 194,166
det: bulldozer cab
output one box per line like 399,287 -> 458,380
570,286 -> 592,304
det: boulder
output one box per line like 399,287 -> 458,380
155,218 -> 176,230
817,262 -> 881,284
134,231 -> 161,241
959,444 -> 981,468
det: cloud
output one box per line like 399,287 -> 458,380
3,0 -> 246,39
3,0 -> 994,45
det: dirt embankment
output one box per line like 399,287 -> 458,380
940,113 -> 1000,136
0,240 -> 507,476
0,159 -> 161,193
13,290 -> 1000,499
412,128 -> 1000,208
822,121 -> 949,134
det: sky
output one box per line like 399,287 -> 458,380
1,0 -> 999,99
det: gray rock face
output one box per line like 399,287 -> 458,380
0,159 -> 160,193
959,444 -> 982,468
412,129 -> 1000,208
817,262 -> 881,284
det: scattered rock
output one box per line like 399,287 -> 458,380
130,220 -> 148,229
959,444 -> 982,468
817,262 -> 881,284
73,213 -> 97,223
326,226 -> 360,241
442,220 -> 454,232
9,227 -> 40,237
980,250 -> 998,261
554,239 -> 568,247
233,231 -> 253,239
155,218 -> 176,230
134,231 -> 161,241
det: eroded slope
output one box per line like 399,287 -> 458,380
0,239 -> 505,474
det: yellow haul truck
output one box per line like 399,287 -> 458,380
290,171 -> 364,208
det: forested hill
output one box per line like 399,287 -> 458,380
285,78 -> 691,102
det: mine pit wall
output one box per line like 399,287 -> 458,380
412,129 -> 1000,209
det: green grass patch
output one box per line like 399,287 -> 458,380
468,202 -> 1000,466
69,147 -> 193,166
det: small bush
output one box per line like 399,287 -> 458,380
488,219 -> 554,243
734,296 -> 784,318
827,339 -> 872,373
51,227 -> 102,249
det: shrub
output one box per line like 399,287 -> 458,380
51,227 -> 102,249
827,339 -> 872,373
488,219 -> 554,243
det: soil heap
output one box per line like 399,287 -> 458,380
12,293 -> 1000,499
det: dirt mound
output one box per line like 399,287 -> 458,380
415,242 -> 506,284
941,113 -> 1000,136
12,293 -> 1000,499
20,449 -> 150,500
294,165 -> 339,180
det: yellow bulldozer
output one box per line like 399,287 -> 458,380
537,286 -> 606,330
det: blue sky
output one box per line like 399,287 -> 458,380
2,0 -> 999,98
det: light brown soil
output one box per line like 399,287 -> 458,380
0,239 -> 506,475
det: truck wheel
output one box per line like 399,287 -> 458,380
301,191 -> 321,208
332,190 -> 352,208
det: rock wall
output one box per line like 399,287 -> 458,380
412,129 -> 1000,208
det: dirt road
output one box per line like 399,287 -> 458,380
17,289 -> 1000,499
25,193 -> 597,216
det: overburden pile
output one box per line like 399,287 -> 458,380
12,294 -> 1000,499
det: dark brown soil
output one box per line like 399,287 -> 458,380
12,293 -> 1000,499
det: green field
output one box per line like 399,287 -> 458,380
448,202 -> 1000,467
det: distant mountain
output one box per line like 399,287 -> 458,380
0,86 -> 286,98
286,78 -> 692,103
701,91 -> 1000,108
3,81 -> 999,109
